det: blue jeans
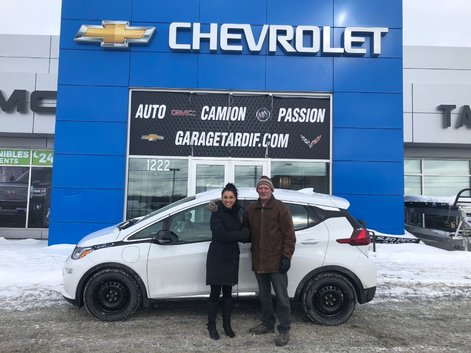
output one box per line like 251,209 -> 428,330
255,272 -> 291,333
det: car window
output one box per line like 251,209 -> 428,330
307,206 -> 322,227
128,220 -> 164,240
286,203 -> 309,230
169,203 -> 212,243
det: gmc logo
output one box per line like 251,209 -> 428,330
0,89 -> 57,114
171,109 -> 196,117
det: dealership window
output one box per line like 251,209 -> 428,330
404,159 -> 471,196
126,157 -> 188,219
271,161 -> 329,194
0,149 -> 53,229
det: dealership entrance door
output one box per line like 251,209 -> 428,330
188,158 -> 268,195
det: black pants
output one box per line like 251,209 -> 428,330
209,285 -> 232,302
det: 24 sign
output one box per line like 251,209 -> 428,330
32,150 -> 53,166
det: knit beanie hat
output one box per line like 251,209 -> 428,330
256,176 -> 274,191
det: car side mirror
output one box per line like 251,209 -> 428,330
153,230 -> 176,244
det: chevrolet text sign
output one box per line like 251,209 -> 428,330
76,20 -> 389,56
169,23 -> 388,55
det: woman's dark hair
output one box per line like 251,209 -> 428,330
222,182 -> 238,198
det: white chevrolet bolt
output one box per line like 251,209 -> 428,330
62,188 -> 376,326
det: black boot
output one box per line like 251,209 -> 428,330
207,301 -> 220,340
222,298 -> 235,338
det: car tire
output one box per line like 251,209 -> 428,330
301,272 -> 357,326
83,268 -> 142,321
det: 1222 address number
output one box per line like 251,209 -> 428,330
147,159 -> 170,172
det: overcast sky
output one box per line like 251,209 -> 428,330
0,0 -> 470,47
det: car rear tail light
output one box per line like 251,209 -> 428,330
336,228 -> 371,246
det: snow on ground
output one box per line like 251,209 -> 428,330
0,238 -> 74,310
0,235 -> 470,311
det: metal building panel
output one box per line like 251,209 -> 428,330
0,34 -> 51,58
56,86 -> 128,123
334,57 -> 402,93
403,82 -> 412,113
0,72 -> 35,95
333,160 -> 404,195
49,187 -> 125,223
334,0 -> 402,27
267,0 -> 333,25
51,36 -> 60,58
412,112 -> 470,145
49,59 -> 59,75
52,155 -> 125,189
266,56 -> 333,91
129,52 -> 198,88
36,73 -> 58,90
54,121 -> 127,155
58,50 -> 130,86
201,0 -> 268,24
404,46 -> 471,70
412,83 -> 471,113
335,92 -> 403,129
0,58 -> 50,74
48,222 -> 112,245
198,55 -> 266,90
33,114 -> 55,135
0,112 -> 34,133
334,128 -> 403,162
404,68 -> 471,85
404,112 -> 412,143
132,0 -> 199,23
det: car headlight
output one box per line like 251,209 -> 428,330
71,246 -> 94,260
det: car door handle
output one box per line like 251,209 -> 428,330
301,239 -> 320,244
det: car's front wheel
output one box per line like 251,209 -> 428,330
301,272 -> 357,326
83,268 -> 142,321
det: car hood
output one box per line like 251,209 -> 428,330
77,225 -> 121,247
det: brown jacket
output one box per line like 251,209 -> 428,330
243,195 -> 296,273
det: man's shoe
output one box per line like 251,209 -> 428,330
275,332 -> 290,347
248,323 -> 275,335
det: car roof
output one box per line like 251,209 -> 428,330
195,188 -> 350,209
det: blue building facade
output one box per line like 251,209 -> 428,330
49,0 -> 403,245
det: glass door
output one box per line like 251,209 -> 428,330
188,158 -> 268,195
233,162 -> 264,188
194,163 -> 226,194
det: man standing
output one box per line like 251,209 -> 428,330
243,176 -> 296,347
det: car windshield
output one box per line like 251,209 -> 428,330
135,196 -> 196,224
13,171 -> 29,183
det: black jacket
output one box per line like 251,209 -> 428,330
206,201 -> 248,286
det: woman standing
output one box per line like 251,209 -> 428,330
206,183 -> 248,340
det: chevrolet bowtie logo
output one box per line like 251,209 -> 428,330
141,134 -> 165,141
74,20 -> 155,48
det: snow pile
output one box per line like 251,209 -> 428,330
372,242 -> 471,300
0,238 -> 74,310
404,194 -> 455,205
